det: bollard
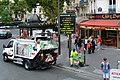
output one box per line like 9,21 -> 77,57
117,61 -> 120,69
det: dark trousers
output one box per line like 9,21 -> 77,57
84,44 -> 87,50
88,48 -> 91,54
91,46 -> 95,53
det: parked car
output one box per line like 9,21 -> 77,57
0,26 -> 10,29
0,30 -> 12,39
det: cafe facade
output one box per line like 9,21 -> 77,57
78,13 -> 120,48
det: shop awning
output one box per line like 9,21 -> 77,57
79,20 -> 120,28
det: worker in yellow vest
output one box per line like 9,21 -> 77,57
70,49 -> 78,67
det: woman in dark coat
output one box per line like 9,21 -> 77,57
77,37 -> 82,53
91,38 -> 96,53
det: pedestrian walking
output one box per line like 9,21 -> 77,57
101,58 -> 110,80
87,40 -> 91,54
91,38 -> 95,53
78,36 -> 82,53
84,36 -> 88,50
97,35 -> 102,51
88,35 -> 93,42
74,37 -> 78,52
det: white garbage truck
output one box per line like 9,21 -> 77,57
2,38 -> 58,70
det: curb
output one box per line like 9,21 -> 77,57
55,64 -> 81,72
54,64 -> 102,80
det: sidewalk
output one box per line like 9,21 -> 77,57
56,35 -> 120,80
56,35 -> 103,80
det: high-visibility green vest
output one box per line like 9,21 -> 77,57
70,51 -> 78,58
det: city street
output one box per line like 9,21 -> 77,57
0,29 -> 120,80
0,29 -> 88,80
1,0 -> 120,80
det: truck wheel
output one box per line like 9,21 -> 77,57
52,60 -> 56,65
24,60 -> 32,70
3,54 -> 9,62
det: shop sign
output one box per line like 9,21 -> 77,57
89,14 -> 120,19
110,69 -> 120,80
105,28 -> 117,30
60,14 -> 75,34
80,26 -> 105,30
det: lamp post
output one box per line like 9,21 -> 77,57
58,0 -> 61,55
83,48 -> 86,65
75,3 -> 80,17
83,48 -> 89,66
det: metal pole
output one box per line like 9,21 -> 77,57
84,48 -> 86,65
69,34 -> 71,58
58,0 -> 61,55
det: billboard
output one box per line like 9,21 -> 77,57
60,14 -> 76,34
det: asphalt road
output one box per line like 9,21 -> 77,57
0,29 -> 88,80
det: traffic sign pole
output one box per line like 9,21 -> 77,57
69,34 -> 71,58
58,0 -> 61,55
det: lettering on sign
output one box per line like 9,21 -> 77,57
110,69 -> 120,80
89,14 -> 120,19
60,14 -> 75,34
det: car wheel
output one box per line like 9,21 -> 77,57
5,35 -> 8,39
24,59 -> 32,70
3,54 -> 9,62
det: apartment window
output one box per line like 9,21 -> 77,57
91,1 -> 92,14
113,0 -> 116,5
109,0 -> 116,13
109,0 -> 112,5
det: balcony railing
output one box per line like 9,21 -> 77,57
79,0 -> 88,7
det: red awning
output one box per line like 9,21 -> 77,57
79,20 -> 120,28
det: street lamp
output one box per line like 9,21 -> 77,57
83,48 -> 89,66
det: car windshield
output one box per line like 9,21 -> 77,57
0,31 -> 7,34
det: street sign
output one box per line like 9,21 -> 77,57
110,69 -> 120,80
60,14 -> 75,34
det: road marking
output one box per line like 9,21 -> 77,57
76,71 -> 102,80
93,69 -> 102,75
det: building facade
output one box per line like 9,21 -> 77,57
67,0 -> 120,47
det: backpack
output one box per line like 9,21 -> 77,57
87,43 -> 91,48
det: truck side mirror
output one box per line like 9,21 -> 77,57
3,45 -> 6,48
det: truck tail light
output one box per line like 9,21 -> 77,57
42,56 -> 44,60
41,53 -> 44,60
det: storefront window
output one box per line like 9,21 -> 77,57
94,30 -> 99,38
